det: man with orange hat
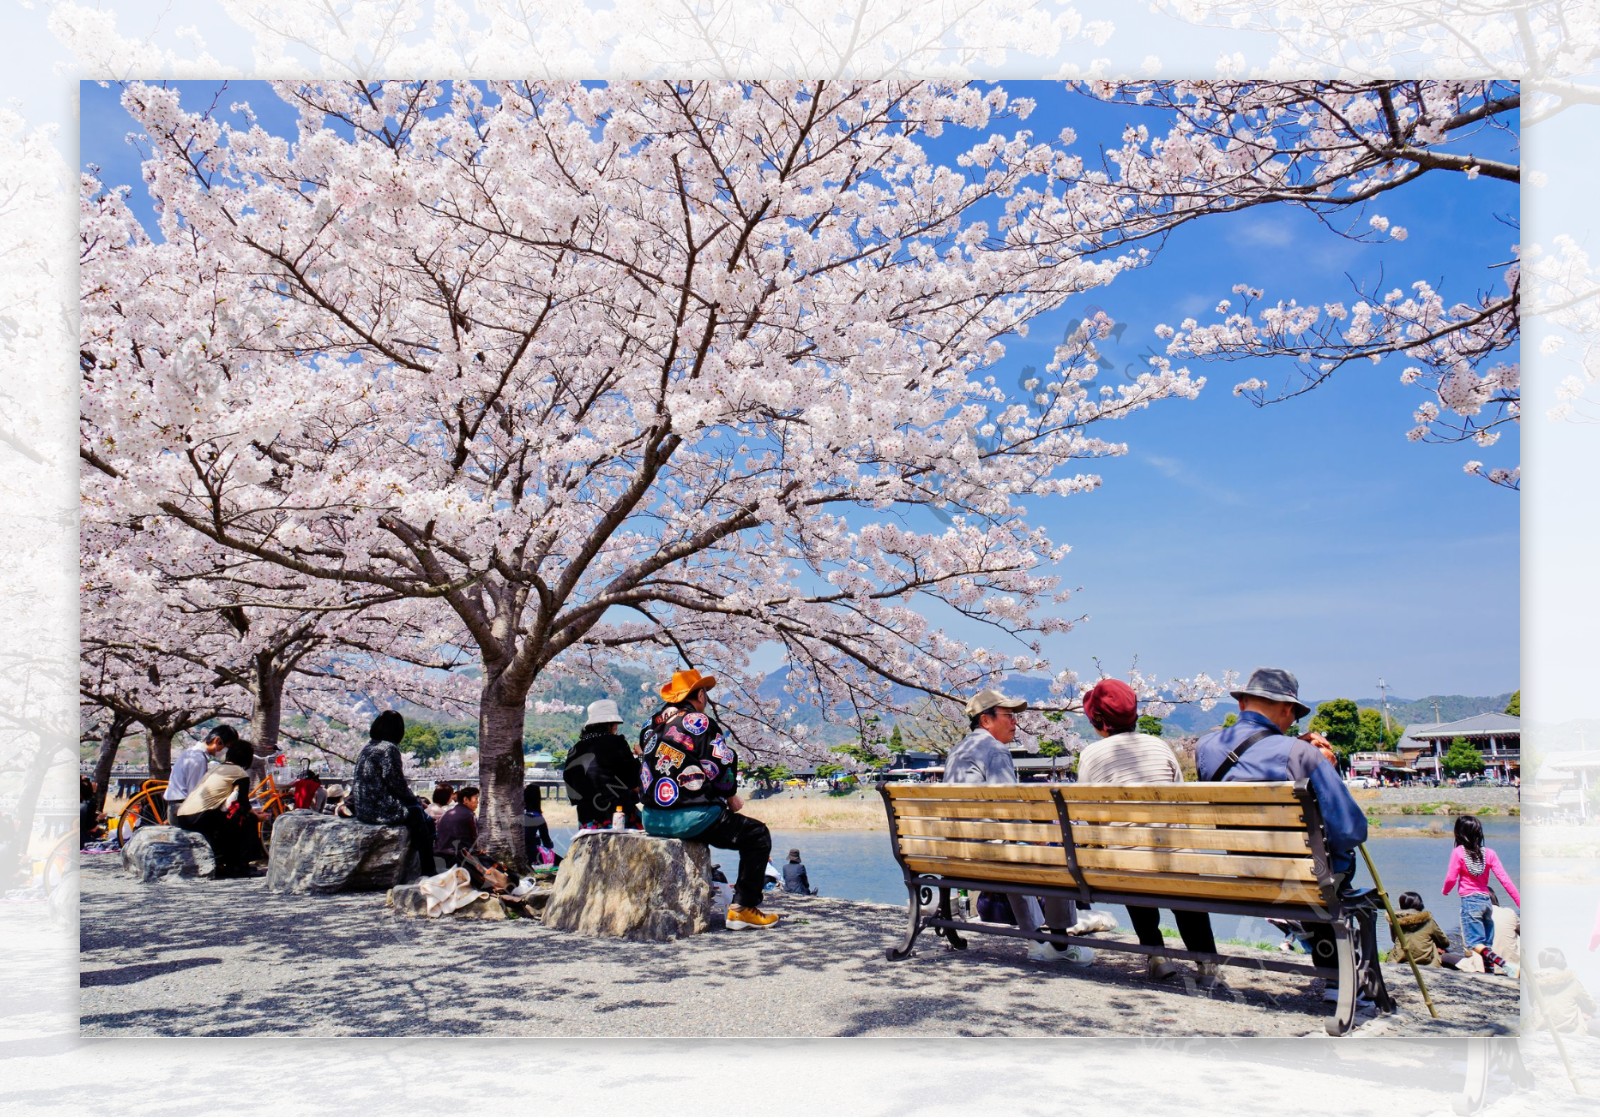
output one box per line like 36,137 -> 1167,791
639,669 -> 779,929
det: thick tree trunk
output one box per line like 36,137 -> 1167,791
250,662 -> 285,781
91,711 -> 134,814
478,682 -> 529,869
148,726 -> 176,781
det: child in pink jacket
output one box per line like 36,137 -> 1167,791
1442,814 -> 1519,972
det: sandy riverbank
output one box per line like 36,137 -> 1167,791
79,858 -> 1518,1040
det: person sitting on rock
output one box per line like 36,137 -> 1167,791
781,848 -> 817,895
638,669 -> 779,929
166,724 -> 236,824
1387,891 -> 1465,969
434,785 -> 479,867
523,784 -> 558,864
348,711 -> 438,877
564,699 -> 643,829
173,739 -> 266,878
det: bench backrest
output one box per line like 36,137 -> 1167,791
882,782 -> 1331,909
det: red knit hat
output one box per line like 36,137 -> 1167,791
1083,679 -> 1138,734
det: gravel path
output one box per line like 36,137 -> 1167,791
79,861 -> 1518,1039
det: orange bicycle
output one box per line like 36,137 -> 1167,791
114,778 -> 172,846
116,773 -> 292,849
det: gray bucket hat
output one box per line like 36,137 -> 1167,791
1230,667 -> 1311,720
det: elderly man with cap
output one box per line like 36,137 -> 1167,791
639,669 -> 779,930
1196,667 -> 1368,1003
1077,677 -> 1219,985
943,687 -> 1093,966
564,698 -> 643,830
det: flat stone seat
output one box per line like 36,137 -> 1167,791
265,811 -> 413,895
122,825 -> 215,882
541,830 -> 716,941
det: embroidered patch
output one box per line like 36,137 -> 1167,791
702,760 -> 720,781
639,761 -> 653,788
653,778 -> 679,807
659,705 -> 681,722
681,712 -> 710,736
710,737 -> 734,764
664,725 -> 694,747
656,744 -> 686,768
679,765 -> 706,791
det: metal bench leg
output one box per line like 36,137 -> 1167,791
1325,919 -> 1357,1036
886,882 -> 926,961
937,886 -> 966,950
1353,908 -> 1396,1013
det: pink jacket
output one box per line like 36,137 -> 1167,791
1442,846 -> 1519,907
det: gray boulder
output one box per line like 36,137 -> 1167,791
122,825 -> 215,882
266,811 -> 412,895
541,831 -> 715,941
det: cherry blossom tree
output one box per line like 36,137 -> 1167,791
1054,80 -> 1520,486
80,79 -> 1211,862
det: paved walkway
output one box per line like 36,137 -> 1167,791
79,859 -> 1517,1039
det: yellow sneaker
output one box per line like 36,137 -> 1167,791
727,904 -> 781,929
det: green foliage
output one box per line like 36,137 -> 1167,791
1355,707 -> 1400,752
401,723 -> 444,763
814,761 -> 843,781
1441,737 -> 1486,776
831,740 -> 890,770
1136,714 -> 1164,737
888,724 -> 905,753
1504,690 -> 1520,717
1308,698 -> 1359,763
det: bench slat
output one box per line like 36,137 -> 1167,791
898,837 -> 1070,867
889,800 -> 1062,823
1060,783 -> 1302,805
1066,802 -> 1306,827
1070,824 -> 1312,855
901,856 -> 1325,906
886,784 -> 1057,802
1072,846 -> 1319,883
895,817 -> 1062,844
1077,868 -> 1327,907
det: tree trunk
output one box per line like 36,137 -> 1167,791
2,733 -> 70,886
251,658 -> 285,755
478,681 -> 530,869
91,711 -> 134,814
148,726 -> 176,780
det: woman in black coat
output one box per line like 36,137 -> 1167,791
563,699 -> 643,829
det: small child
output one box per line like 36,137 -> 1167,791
1389,891 -> 1465,968
1442,814 -> 1520,973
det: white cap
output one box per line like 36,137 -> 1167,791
585,699 -> 622,727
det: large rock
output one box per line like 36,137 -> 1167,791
122,825 -> 215,882
541,831 -> 715,941
266,811 -> 412,894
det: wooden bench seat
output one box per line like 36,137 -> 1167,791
879,781 -> 1394,1036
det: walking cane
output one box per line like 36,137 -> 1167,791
1358,843 -> 1438,1019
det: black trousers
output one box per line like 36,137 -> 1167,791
1127,904 -> 1218,955
695,810 -> 771,909
404,803 -> 438,876
177,808 -> 264,873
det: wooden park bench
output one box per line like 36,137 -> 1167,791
879,781 -> 1395,1036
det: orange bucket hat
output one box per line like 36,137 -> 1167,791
660,668 -> 717,704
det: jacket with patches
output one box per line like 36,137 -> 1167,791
639,706 -> 739,811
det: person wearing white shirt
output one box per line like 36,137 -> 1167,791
164,725 -> 237,821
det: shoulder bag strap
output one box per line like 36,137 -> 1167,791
1207,727 -> 1278,782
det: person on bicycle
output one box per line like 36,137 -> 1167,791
166,725 -> 238,823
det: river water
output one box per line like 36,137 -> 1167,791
551,817 -> 1520,953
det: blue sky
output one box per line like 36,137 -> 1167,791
80,80 -> 1520,704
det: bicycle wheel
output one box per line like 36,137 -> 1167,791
256,795 -> 287,850
115,790 -> 165,846
42,830 -> 75,892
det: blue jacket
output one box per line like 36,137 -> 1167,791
1195,711 -> 1367,878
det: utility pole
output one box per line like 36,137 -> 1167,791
1376,677 -> 1392,737
1431,698 -> 1442,724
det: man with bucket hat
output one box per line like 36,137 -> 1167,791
639,669 -> 780,929
1196,667 -> 1368,1002
564,698 -> 643,830
943,686 -> 1092,966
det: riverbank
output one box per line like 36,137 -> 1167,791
79,859 -> 1515,1038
